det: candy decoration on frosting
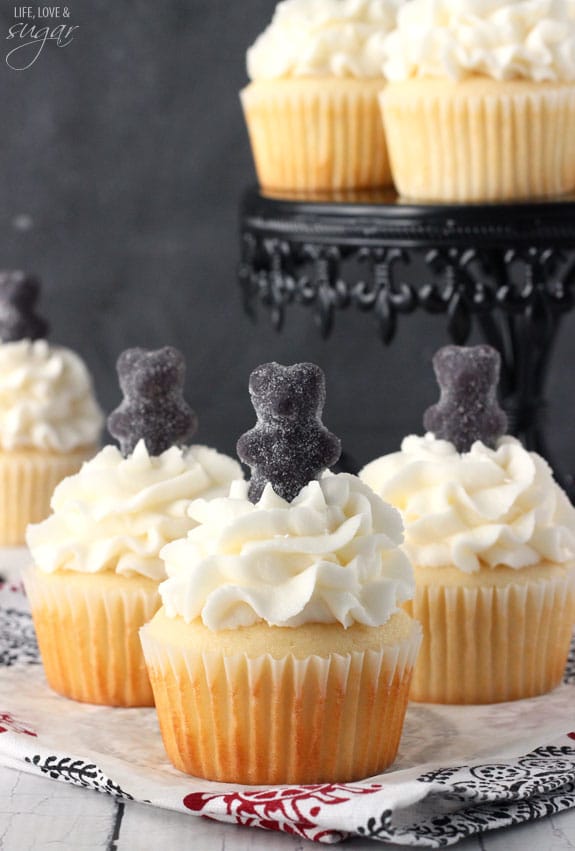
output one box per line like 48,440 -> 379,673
107,346 -> 198,457
0,271 -> 49,343
237,361 -> 341,503
423,344 -> 508,453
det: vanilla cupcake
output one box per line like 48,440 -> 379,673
25,347 -> 242,707
361,345 -> 575,704
0,271 -> 103,544
242,0 -> 399,192
141,362 -> 420,784
380,0 -> 575,201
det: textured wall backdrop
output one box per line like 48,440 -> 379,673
1,0 -> 574,478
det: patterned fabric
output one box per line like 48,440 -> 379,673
0,549 -> 574,847
24,754 -> 135,800
566,638 -> 575,685
0,603 -> 40,668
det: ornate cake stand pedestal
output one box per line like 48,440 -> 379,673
239,187 -> 575,492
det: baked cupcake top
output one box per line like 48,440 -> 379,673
247,0 -> 400,80
159,361 -> 414,630
383,0 -> 575,82
0,272 -> 102,453
26,346 -> 242,580
361,345 -> 575,573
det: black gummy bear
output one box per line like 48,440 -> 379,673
237,362 -> 342,504
423,344 -> 508,453
0,271 -> 49,343
107,346 -> 198,457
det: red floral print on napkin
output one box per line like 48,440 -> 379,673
183,782 -> 384,842
0,712 -> 36,737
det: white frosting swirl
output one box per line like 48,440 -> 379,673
0,340 -> 103,452
159,473 -> 414,630
26,440 -> 243,581
247,0 -> 400,80
383,0 -> 575,82
360,435 -> 575,573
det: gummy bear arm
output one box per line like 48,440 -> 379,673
106,409 -> 122,432
247,473 -> 267,504
184,411 -> 199,441
236,429 -> 258,465
496,409 -> 508,432
107,407 -> 132,442
328,433 -> 342,467
30,317 -> 49,340
315,431 -> 342,470
422,405 -> 438,435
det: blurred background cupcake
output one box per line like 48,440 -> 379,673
141,362 -> 420,784
25,346 -> 242,707
241,0 -> 399,192
361,345 -> 575,704
0,271 -> 103,545
381,0 -> 575,201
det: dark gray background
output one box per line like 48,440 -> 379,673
1,0 -> 574,475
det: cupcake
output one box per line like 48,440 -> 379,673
0,271 -> 103,544
361,345 -> 575,704
25,346 -> 242,707
241,0 -> 399,192
141,362 -> 420,784
380,0 -> 575,201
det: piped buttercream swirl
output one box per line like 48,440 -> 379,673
383,0 -> 575,82
159,473 -> 415,630
247,0 -> 400,80
360,434 -> 575,573
26,440 -> 243,581
0,339 -> 103,452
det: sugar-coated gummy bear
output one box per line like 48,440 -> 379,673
237,362 -> 341,503
0,271 -> 49,343
107,346 -> 198,457
423,344 -> 508,453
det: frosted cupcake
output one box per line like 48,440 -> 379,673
361,345 -> 575,704
242,0 -> 399,192
141,362 -> 420,784
25,346 -> 242,707
380,0 -> 575,201
0,271 -> 103,544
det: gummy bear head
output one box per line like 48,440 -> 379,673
433,344 -> 500,399
0,271 -> 48,342
0,271 -> 39,307
249,362 -> 325,423
116,346 -> 185,402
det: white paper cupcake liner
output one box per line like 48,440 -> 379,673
381,80 -> 575,201
242,78 -> 391,192
0,447 -> 95,545
405,567 -> 575,704
141,617 -> 422,784
23,565 -> 160,706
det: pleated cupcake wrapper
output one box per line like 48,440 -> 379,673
141,619 -> 421,785
405,570 -> 575,705
0,448 -> 94,546
381,83 -> 575,202
241,79 -> 391,192
23,566 -> 160,707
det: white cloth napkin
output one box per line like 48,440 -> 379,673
1,548 -> 574,846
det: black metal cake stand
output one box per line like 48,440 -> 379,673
239,187 -> 575,490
